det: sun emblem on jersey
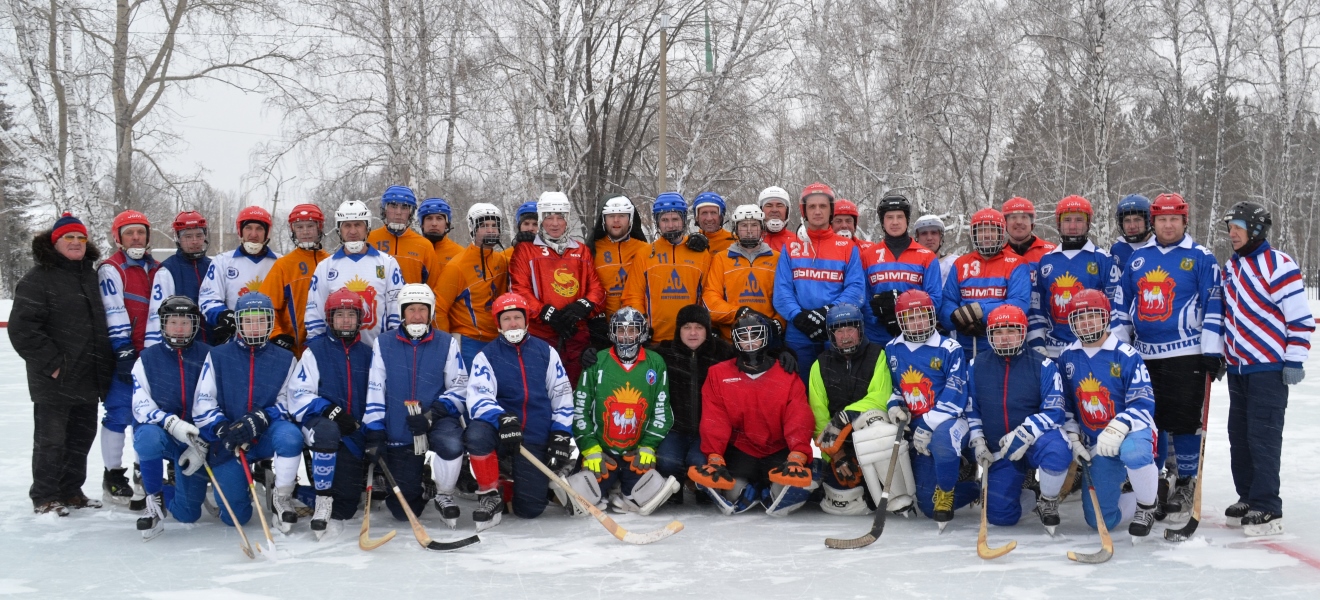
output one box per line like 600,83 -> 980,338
344,275 -> 378,329
1136,266 -> 1175,322
1075,374 -> 1115,430
1050,273 -> 1085,324
899,366 -> 934,417
551,267 -> 580,297
602,381 -> 648,448
238,276 -> 263,297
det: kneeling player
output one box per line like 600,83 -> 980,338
886,290 -> 978,529
1058,289 -> 1160,536
286,288 -> 373,539
966,305 -> 1072,533
689,312 -> 817,515
194,292 -> 302,530
568,308 -> 678,515
130,296 -> 214,539
362,284 -> 480,527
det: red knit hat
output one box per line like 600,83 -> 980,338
51,212 -> 88,243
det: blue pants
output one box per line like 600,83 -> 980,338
596,449 -> 645,496
209,421 -> 304,527
656,431 -> 704,480
381,417 -> 496,521
785,328 -> 824,386
511,443 -> 551,519
985,429 -> 1072,526
1227,371 -> 1288,514
1081,428 -> 1154,530
456,335 -> 491,373
102,377 -> 133,432
132,424 -> 209,524
912,418 -> 978,518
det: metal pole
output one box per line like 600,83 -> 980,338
657,14 -> 668,193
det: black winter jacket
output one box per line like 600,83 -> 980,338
651,335 -> 735,437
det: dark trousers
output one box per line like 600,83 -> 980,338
30,402 -> 99,505
1227,371 -> 1288,514
511,443 -> 551,519
329,445 -> 365,521
725,446 -> 789,487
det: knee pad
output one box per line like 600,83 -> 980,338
304,417 -> 340,453
624,470 -> 681,516
429,454 -> 462,493
427,418 -> 465,460
462,420 -> 498,456
820,483 -> 869,516
269,422 -> 304,456
1119,432 -> 1155,470
564,470 -> 603,516
132,425 -> 169,461
765,479 -> 817,517
852,412 -> 916,513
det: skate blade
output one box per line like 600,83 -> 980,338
937,521 -> 949,534
1243,521 -> 1284,537
474,517 -> 500,533
441,517 -> 458,530
103,492 -> 132,506
140,525 -> 164,542
1044,525 -> 1057,537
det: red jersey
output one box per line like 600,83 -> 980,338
509,237 -> 607,341
699,359 -> 815,458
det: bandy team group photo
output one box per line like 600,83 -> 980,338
7,182 -> 1313,561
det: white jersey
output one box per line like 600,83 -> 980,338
199,247 -> 280,324
304,246 -> 403,346
938,254 -> 958,287
97,256 -> 155,352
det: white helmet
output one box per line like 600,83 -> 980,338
757,186 -> 791,208
601,195 -> 635,238
466,203 -> 502,243
537,191 -> 571,221
336,200 -> 372,226
913,214 -> 945,233
397,283 -> 436,338
731,204 -> 765,223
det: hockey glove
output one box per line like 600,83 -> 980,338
559,299 -> 594,330
322,404 -> 359,436
970,436 -> 993,470
1065,430 -> 1089,463
830,443 -> 863,488
1202,354 -> 1227,382
870,291 -> 901,337
887,404 -> 910,425
579,445 -> 617,479
777,348 -> 798,374
1095,420 -> 1129,458
364,429 -> 386,462
911,425 -> 933,456
1282,366 -> 1305,386
998,425 -> 1036,462
269,334 -> 296,352
177,436 -> 209,477
514,230 -> 537,244
545,431 -> 574,473
689,454 -> 735,490
816,410 -> 858,456
538,304 -> 558,328
586,316 -> 610,348
951,303 -> 985,337
580,347 -> 599,370
221,411 -> 271,454
624,447 -> 657,474
685,232 -> 709,253
405,403 -> 432,436
497,413 -> 523,458
213,309 -> 237,344
768,451 -> 813,488
792,309 -> 829,342
113,347 -> 137,384
163,415 -> 199,446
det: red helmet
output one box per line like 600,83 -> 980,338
834,199 -> 859,218
1002,196 -> 1035,217
235,205 -> 273,233
1055,195 -> 1093,220
1065,288 -> 1111,318
492,292 -> 530,318
971,208 -> 1007,228
112,210 -> 151,245
325,287 -> 365,339
799,182 -> 835,203
896,289 -> 934,313
895,290 -> 936,342
287,203 -> 325,225
987,305 -> 1028,356
172,211 -> 207,232
1066,289 -> 1111,343
1151,193 -> 1188,219
971,208 -> 1007,257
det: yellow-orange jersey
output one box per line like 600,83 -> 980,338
431,236 -> 464,269
433,244 -> 509,342
622,237 -> 712,342
368,227 -> 442,287
703,228 -> 738,256
592,237 -> 650,316
702,245 -> 784,339
259,247 -> 330,356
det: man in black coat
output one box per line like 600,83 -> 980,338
9,213 -> 115,515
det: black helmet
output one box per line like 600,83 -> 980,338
876,192 -> 911,221
157,295 -> 202,349
732,311 -> 774,374
1222,201 -> 1272,243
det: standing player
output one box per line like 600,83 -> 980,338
1219,202 -> 1314,536
147,211 -> 212,346
368,185 -> 442,287
704,204 -> 783,339
304,200 -> 403,346
759,186 -> 797,251
941,208 -> 1031,360
860,194 -> 942,346
913,214 -> 957,287
1002,196 -> 1057,268
465,293 -> 575,521
1110,194 -> 1153,271
419,197 -> 463,269
260,203 -> 330,355
512,200 -> 540,246
1111,192 -> 1222,519
588,195 -> 649,348
433,203 -> 511,367
692,192 -> 736,255
1028,196 -> 1120,357
773,182 -> 866,383
830,199 -> 871,251
886,290 -> 978,528
1057,289 -> 1160,536
622,192 -> 712,343
200,206 -> 280,344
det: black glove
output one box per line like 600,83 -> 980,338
870,291 -> 901,337
793,309 -> 828,342
364,429 -> 386,462
777,348 -> 798,374
539,304 -> 558,327
406,410 -> 431,436
558,299 -> 594,329
515,230 -> 537,244
586,316 -> 610,347
498,413 -> 523,457
221,410 -> 271,453
270,334 -> 295,352
546,431 -> 574,472
1203,355 -> 1227,382
581,347 -> 599,369
951,303 -> 985,337
685,232 -> 709,252
114,347 -> 137,384
322,405 -> 358,436
213,309 -> 236,344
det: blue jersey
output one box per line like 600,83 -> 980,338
146,251 -> 214,346
1111,234 -> 1223,359
363,329 -> 468,446
966,351 -> 1065,451
1029,242 -> 1121,356
858,240 -> 943,345
1056,336 -> 1155,444
884,333 -> 967,432
940,251 -> 1032,357
192,340 -> 298,441
1108,238 -> 1143,273
465,336 -> 574,447
773,229 -> 865,343
287,335 -> 374,425
130,341 -> 212,425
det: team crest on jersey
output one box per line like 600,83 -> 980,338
1087,262 -> 1098,275
602,381 -> 648,448
226,267 -> 239,279
1136,266 -> 1175,321
376,265 -> 385,279
1050,273 -> 1085,324
1180,257 -> 1194,271
661,269 -> 688,299
1110,362 -> 1122,378
610,268 -> 627,292
1130,257 -> 1145,270
645,369 -> 657,385
899,366 -> 934,416
327,268 -> 339,281
929,357 -> 942,371
551,267 -> 580,297
345,275 -> 378,329
740,274 -> 765,298
1040,264 -> 1053,278
1075,375 -> 1115,430
239,277 -> 263,297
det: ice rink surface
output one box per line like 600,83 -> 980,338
1,301 -> 1318,599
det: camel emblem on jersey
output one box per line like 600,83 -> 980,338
603,381 -> 648,448
550,267 -> 580,297
899,366 -> 935,417
1049,272 -> 1085,324
1137,266 -> 1175,322
344,275 -> 378,329
1075,374 -> 1115,430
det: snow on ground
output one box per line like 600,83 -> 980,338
2,303 -> 1320,599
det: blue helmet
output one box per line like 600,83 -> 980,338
693,191 -> 726,218
827,303 -> 866,354
653,192 -> 687,217
381,185 -> 417,208
1116,194 -> 1152,243
234,291 -> 275,347
417,198 -> 452,219
516,200 -> 539,222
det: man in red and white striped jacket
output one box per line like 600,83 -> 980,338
1219,201 -> 1314,538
